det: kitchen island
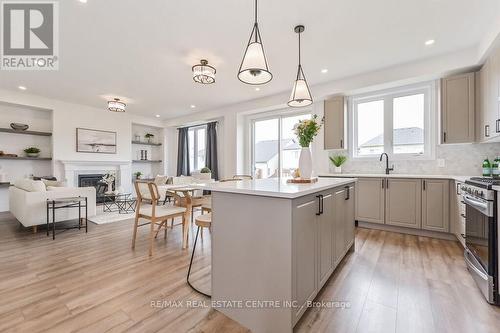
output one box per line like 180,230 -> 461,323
198,177 -> 357,333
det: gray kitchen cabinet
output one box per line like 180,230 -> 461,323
318,190 -> 334,287
333,188 -> 347,267
450,181 -> 465,247
324,96 -> 345,149
441,72 -> 475,143
355,177 -> 385,224
477,45 -> 500,141
422,179 -> 450,232
385,178 -> 422,229
344,185 -> 355,252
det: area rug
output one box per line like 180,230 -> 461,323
88,206 -> 135,225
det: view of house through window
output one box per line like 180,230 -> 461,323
252,113 -> 311,179
188,125 -> 206,173
353,85 -> 429,158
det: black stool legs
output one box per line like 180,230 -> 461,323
187,226 -> 211,297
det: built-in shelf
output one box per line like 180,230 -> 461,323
0,156 -> 52,161
0,182 -> 10,188
132,160 -> 162,163
0,128 -> 52,136
131,141 -> 161,146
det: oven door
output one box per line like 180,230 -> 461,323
463,194 -> 498,304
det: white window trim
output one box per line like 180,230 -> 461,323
248,108 -> 313,178
348,81 -> 437,161
189,124 -> 207,172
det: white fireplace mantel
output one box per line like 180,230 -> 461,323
60,160 -> 132,192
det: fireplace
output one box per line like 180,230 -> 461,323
78,174 -> 115,203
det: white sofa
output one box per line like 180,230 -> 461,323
9,179 -> 97,228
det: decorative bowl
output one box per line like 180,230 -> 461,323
10,123 -> 29,131
26,153 -> 40,158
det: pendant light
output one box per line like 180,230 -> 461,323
108,98 -> 126,112
192,59 -> 216,84
237,0 -> 272,85
288,25 -> 313,107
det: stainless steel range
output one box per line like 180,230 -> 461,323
462,177 -> 499,304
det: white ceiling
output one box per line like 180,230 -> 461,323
0,0 -> 499,118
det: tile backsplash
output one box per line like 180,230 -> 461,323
329,142 -> 500,176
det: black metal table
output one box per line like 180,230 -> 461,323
46,196 -> 88,240
115,195 -> 137,214
100,193 -> 136,214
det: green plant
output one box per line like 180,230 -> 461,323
329,154 -> 347,167
293,114 -> 323,147
134,171 -> 143,178
24,147 -> 41,154
200,167 -> 211,173
144,133 -> 154,139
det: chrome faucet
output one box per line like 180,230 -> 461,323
379,153 -> 394,175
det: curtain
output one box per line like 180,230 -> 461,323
177,127 -> 190,176
205,122 -> 219,180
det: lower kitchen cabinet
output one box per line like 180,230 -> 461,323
385,178 -> 422,229
355,177 -> 385,224
450,180 -> 466,247
422,179 -> 450,232
318,190 -> 334,287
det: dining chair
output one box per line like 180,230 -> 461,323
132,181 -> 189,255
187,212 -> 212,297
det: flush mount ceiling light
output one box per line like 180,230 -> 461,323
18,85 -> 27,90
237,0 -> 272,85
107,98 -> 126,112
425,39 -> 435,46
288,25 -> 313,108
192,59 -> 216,84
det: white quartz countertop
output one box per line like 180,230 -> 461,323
196,177 -> 357,199
319,173 -> 472,182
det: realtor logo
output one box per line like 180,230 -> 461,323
1,1 -> 59,70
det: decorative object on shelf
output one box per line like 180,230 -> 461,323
192,59 -> 216,84
144,133 -> 154,143
107,98 -> 126,112
134,171 -> 143,180
237,0 -> 272,85
134,134 -> 140,141
288,25 -> 313,107
293,115 -> 323,179
76,128 -> 117,154
292,168 -> 301,179
329,154 -> 347,174
10,123 -> 29,131
101,172 -> 116,194
23,147 -> 41,158
198,167 -> 212,180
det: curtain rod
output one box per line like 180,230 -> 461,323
176,120 -> 218,130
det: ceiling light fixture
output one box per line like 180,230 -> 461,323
425,39 -> 435,46
321,69 -> 328,74
107,98 -> 126,112
288,25 -> 313,108
18,86 -> 27,90
155,114 -> 160,118
237,0 -> 272,85
78,0 -> 88,3
255,87 -> 260,91
190,104 -> 196,109
192,59 -> 216,84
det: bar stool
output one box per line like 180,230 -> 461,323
187,213 -> 212,297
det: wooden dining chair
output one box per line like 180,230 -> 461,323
132,181 -> 189,255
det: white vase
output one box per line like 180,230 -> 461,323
298,146 -> 313,179
334,166 -> 342,173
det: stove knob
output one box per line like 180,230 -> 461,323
479,190 -> 484,197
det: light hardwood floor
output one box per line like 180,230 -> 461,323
1,212 -> 499,333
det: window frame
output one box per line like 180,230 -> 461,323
188,124 -> 207,173
349,81 -> 436,161
249,109 -> 312,178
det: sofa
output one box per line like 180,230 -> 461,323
9,179 -> 97,228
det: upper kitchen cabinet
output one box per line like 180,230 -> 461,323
477,45 -> 500,142
441,72 -> 475,144
324,96 -> 346,149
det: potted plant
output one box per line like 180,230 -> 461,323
24,147 -> 41,158
329,154 -> 347,173
293,115 -> 323,179
145,133 -> 154,143
198,167 -> 212,180
134,171 -> 143,180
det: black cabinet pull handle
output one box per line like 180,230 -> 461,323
460,233 -> 465,239
443,132 -> 447,143
381,179 -> 384,189
320,195 -> 324,215
340,139 -> 343,149
316,195 -> 321,216
423,180 -> 426,191
461,213 -> 466,219
386,179 -> 389,189
496,119 -> 500,133
345,186 -> 350,200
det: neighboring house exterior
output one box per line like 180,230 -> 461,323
254,138 -> 301,178
359,127 -> 424,155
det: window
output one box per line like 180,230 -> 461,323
351,83 -> 433,159
252,113 -> 311,179
188,125 -> 206,173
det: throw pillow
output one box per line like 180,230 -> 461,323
154,175 -> 168,185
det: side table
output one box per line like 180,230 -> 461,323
46,196 -> 88,240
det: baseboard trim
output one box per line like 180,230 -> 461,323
357,221 -> 457,241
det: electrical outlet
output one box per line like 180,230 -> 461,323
437,159 -> 445,168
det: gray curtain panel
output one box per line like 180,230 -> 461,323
177,127 -> 190,176
205,122 -> 219,180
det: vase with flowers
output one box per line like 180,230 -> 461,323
293,115 -> 323,179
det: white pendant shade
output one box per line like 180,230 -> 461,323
238,41 -> 272,85
288,79 -> 312,107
